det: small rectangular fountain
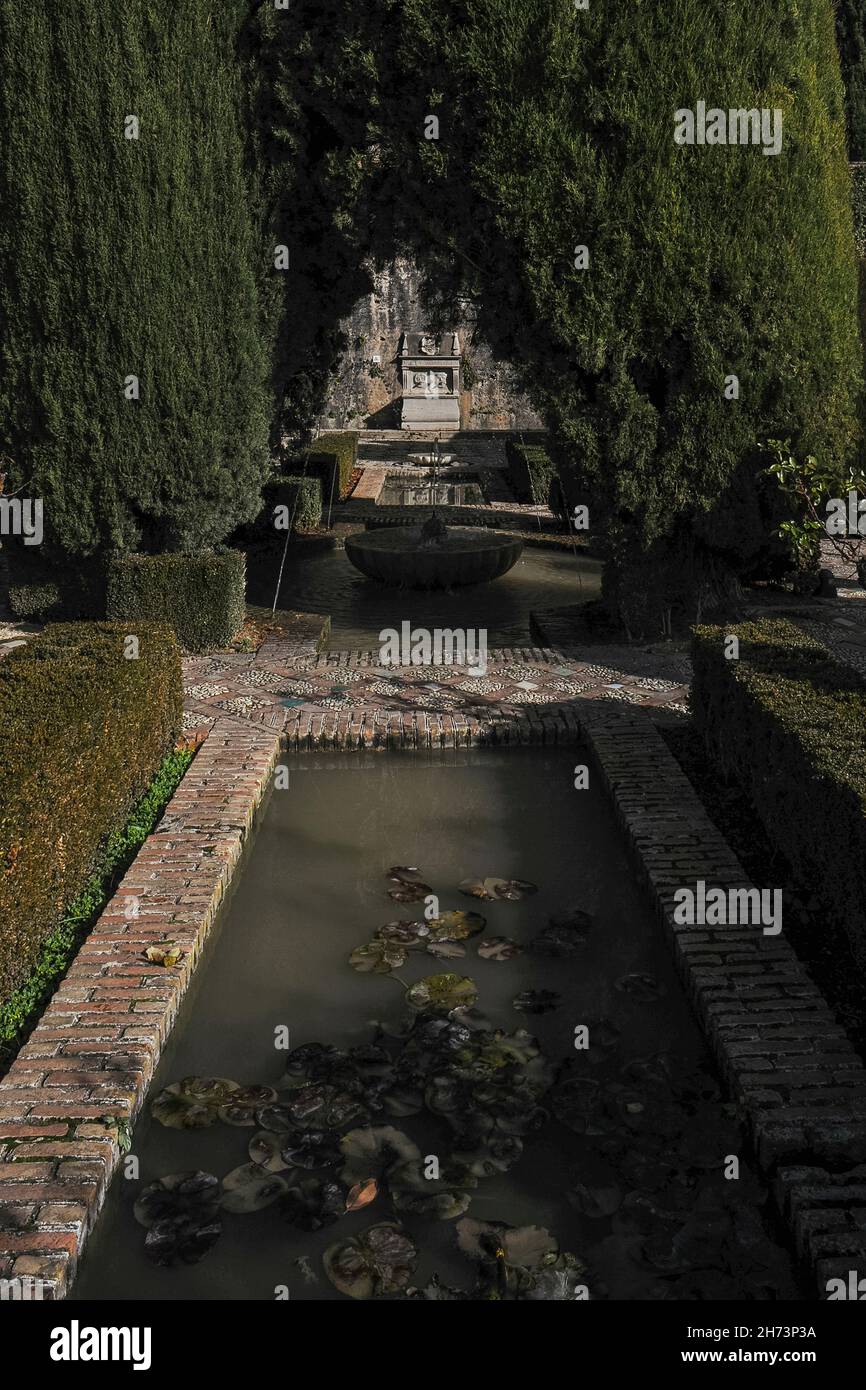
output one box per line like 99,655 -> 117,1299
376,477 -> 484,507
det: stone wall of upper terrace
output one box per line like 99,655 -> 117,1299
316,256 -> 543,433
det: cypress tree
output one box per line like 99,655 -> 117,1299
0,1 -> 271,572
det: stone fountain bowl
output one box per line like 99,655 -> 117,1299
344,525 -> 524,589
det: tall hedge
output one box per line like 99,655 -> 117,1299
0,623 -> 182,998
258,0 -> 863,632
836,0 -> 866,159
0,1 -> 272,566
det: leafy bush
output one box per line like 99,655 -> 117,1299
691,618 -> 866,972
506,439 -> 556,505
306,431 -> 358,503
0,622 -> 182,999
8,580 -> 63,622
0,748 -> 192,1063
106,551 -> 246,652
836,1 -> 866,160
853,162 -> 866,257
270,476 -> 323,533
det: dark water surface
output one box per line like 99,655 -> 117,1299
247,541 -> 601,648
74,749 -> 798,1302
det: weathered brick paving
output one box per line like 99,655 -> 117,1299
0,630 -> 862,1298
0,717 -> 281,1297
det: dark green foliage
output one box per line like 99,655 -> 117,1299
836,0 -> 866,159
106,551 -> 246,652
506,440 -> 556,506
0,622 -> 182,999
0,2 -> 272,566
0,748 -> 192,1064
272,476 -> 323,532
691,618 -> 866,973
307,431 -> 358,502
853,163 -> 866,257
8,581 -> 62,622
256,0 -> 862,632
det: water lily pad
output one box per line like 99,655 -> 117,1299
340,1125 -> 421,1186
219,1084 -> 278,1126
426,940 -> 466,960
406,973 -> 478,1013
387,880 -> 432,903
390,1160 -> 476,1220
255,1102 -> 297,1134
281,1131 -> 343,1170
324,1222 -> 418,1299
249,1130 -> 291,1173
426,911 -> 486,942
477,936 -> 522,961
375,919 -> 432,948
521,1252 -> 588,1300
512,989 -> 561,1015
144,1213 -> 222,1267
387,866 -> 425,884
349,940 -> 407,974
453,1133 -> 524,1178
614,972 -> 666,1002
456,1217 -> 558,1269
280,1178 -> 346,1231
459,876 -> 538,901
152,1077 -> 239,1129
221,1163 -> 288,1213
134,1170 -> 221,1229
285,1082 -> 367,1130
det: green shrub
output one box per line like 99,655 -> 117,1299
270,476 -> 323,533
853,162 -> 866,257
691,618 -> 866,972
106,550 -> 246,652
506,439 -> 556,505
306,431 -> 358,503
0,747 -> 192,1063
837,1 -> 866,159
0,621 -> 182,999
8,580 -> 63,622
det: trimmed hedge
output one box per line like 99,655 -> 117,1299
691,618 -> 866,971
0,621 -> 182,999
271,475 -> 323,533
306,431 -> 358,503
107,550 -> 246,652
853,163 -> 866,258
506,439 -> 556,506
8,580 -> 63,622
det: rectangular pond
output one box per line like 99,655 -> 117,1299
74,748 -> 797,1302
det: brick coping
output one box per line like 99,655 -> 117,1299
1,696 -> 863,1298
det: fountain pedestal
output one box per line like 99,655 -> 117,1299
345,521 -> 523,589
398,332 -> 461,430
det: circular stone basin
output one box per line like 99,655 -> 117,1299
344,525 -> 524,589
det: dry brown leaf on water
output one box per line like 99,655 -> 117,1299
346,1178 -> 379,1212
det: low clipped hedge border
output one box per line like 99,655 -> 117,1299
691,618 -> 866,971
270,475 -> 323,532
0,622 -> 182,1000
505,438 -> 556,505
853,162 -> 866,259
107,550 -> 245,651
0,747 -> 193,1068
8,580 -> 63,622
307,430 -> 358,503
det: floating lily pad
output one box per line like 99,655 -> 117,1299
375,919 -> 432,949
284,1082 -> 367,1130
425,940 -> 466,960
456,1217 -> 558,1270
249,1130 -> 291,1173
386,869 -> 433,903
324,1222 -> 418,1299
221,1163 -> 288,1213
477,936 -> 522,961
390,1160 -> 476,1220
521,1252 -> 588,1300
387,866 -> 425,884
512,989 -> 561,1015
406,973 -> 478,1014
134,1172 -> 222,1267
459,877 -> 538,902
219,1084 -> 278,1127
152,1077 -> 239,1130
280,1178 -> 346,1231
426,911 -> 486,942
614,972 -> 666,1002
453,1133 -> 523,1178
349,940 -> 407,974
340,1125 -> 421,1186
281,1131 -> 343,1170
255,1101 -> 297,1134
